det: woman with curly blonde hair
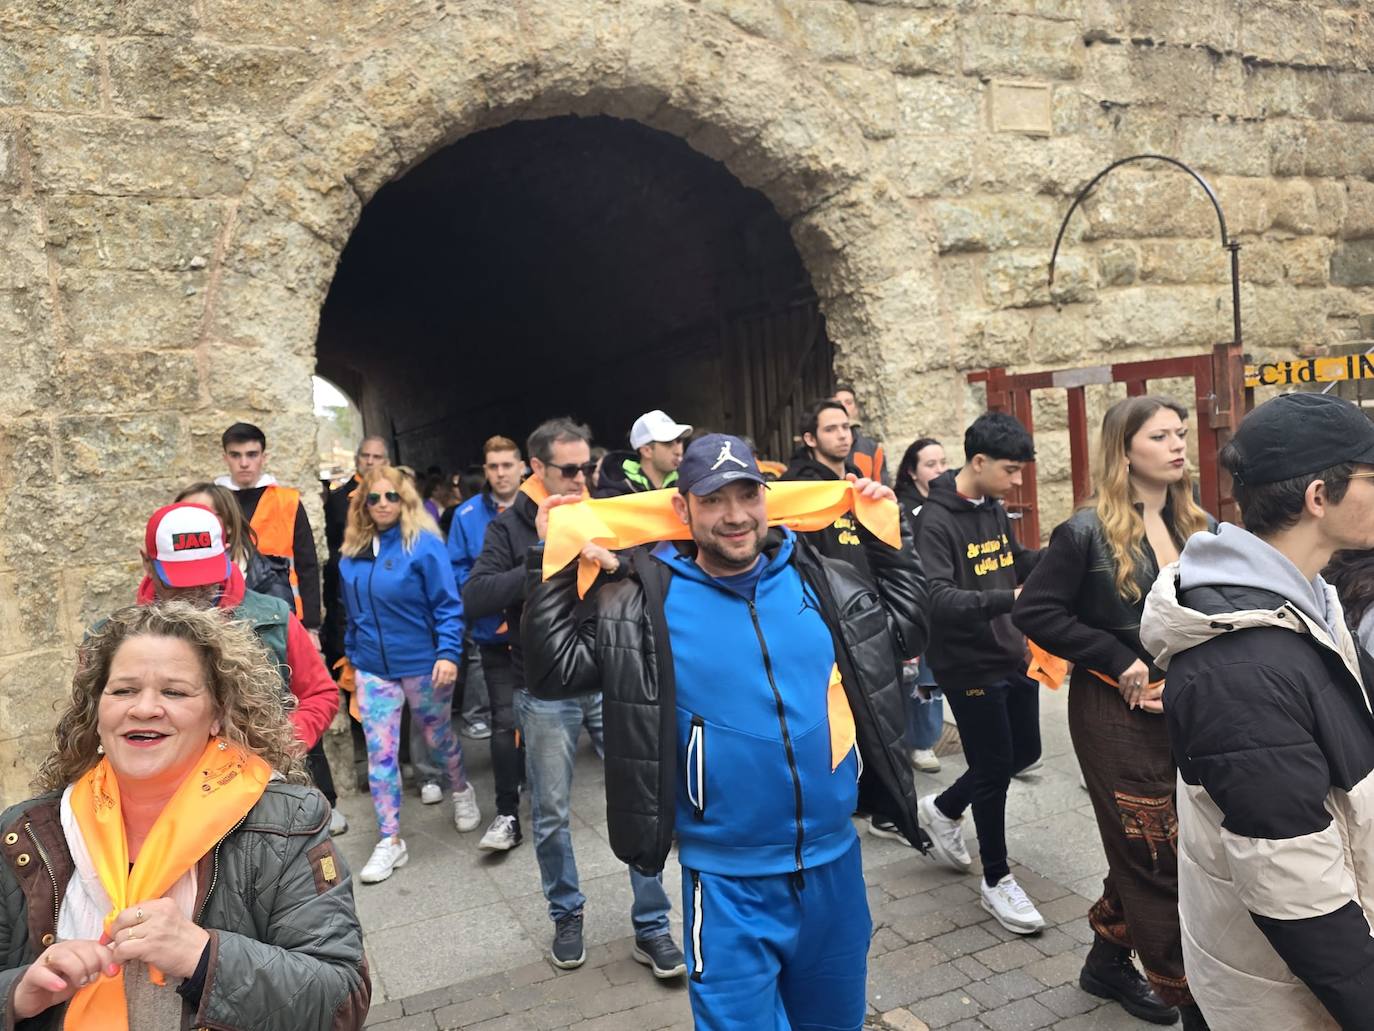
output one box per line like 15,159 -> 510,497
0,602 -> 369,1031
1014,396 -> 1213,1030
340,464 -> 478,885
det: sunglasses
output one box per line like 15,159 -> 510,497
365,491 -> 401,505
547,461 -> 598,479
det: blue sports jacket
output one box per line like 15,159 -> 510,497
447,491 -> 509,646
653,529 -> 860,877
340,525 -> 464,679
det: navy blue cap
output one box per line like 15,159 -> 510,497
677,434 -> 768,496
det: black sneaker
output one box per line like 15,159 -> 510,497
632,934 -> 687,979
551,912 -> 586,969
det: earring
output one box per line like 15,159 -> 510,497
216,740 -> 227,751
96,743 -> 104,755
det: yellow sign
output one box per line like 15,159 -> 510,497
1245,354 -> 1374,389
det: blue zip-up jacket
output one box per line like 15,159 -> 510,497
447,491 -> 509,646
653,529 -> 860,877
340,525 -> 464,678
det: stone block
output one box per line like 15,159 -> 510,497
1277,238 -> 1334,288
0,1 -> 119,32
200,0 -> 403,47
952,310 -> 1033,369
1127,0 -> 1241,52
1331,240 -> 1374,287
1344,181 -> 1374,240
777,0 -> 863,62
1241,284 -> 1331,349
222,204 -> 342,299
1138,240 -> 1231,287
1324,7 -> 1374,72
45,196 -> 228,272
1332,72 -> 1374,123
205,342 -> 315,415
1090,287 -> 1227,352
1096,243 -> 1137,287
1084,45 -> 1243,116
0,567 -> 65,656
0,199 -> 49,291
1240,65 -> 1332,120
1029,312 -> 1091,365
1080,168 -> 1225,241
896,75 -> 982,136
1304,122 -> 1374,179
0,732 -> 53,801
862,8 -> 959,75
55,413 -> 185,485
699,0 -> 786,41
0,288 -> 58,418
962,14 -> 1083,80
1178,117 -> 1271,177
823,66 -> 899,140
109,40 -> 323,120
0,650 -> 69,743
59,269 -> 207,349
0,37 -> 102,111
970,135 -> 1111,197
930,195 -> 1062,253
27,117 -> 254,198
986,250 -> 1094,308
1240,1 -> 1325,66
890,135 -> 974,197
54,346 -> 201,415
1265,121 -> 1307,178
210,271 -> 327,354
62,560 -> 144,644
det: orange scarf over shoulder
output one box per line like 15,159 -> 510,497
65,738 -> 271,1031
541,481 -> 902,596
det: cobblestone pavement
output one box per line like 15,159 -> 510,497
346,689 -> 1162,1030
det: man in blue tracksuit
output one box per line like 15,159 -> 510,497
523,435 -> 929,1029
448,435 -> 527,851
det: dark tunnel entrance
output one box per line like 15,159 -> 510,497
315,115 -> 835,473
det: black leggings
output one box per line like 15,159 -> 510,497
935,675 -> 1040,885
305,737 -> 338,807
480,644 -> 524,818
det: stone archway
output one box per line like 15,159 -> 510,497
209,0 -> 939,487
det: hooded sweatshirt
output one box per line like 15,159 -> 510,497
782,452 -> 872,581
593,450 -> 678,498
1139,523 -> 1374,1031
914,470 -> 1039,688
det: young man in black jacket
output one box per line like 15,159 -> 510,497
914,411 -> 1046,934
522,433 -> 929,1030
783,397 -> 871,578
1140,393 -> 1374,1030
462,417 -> 682,979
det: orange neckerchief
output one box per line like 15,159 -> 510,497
542,481 -> 903,596
1025,639 -> 1163,693
65,738 -> 271,1031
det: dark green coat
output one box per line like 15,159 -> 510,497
0,783 -> 369,1030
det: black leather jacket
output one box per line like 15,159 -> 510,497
1013,505 -> 1214,682
521,527 -> 931,874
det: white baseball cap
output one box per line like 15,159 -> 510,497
144,503 -> 231,588
629,410 -> 693,450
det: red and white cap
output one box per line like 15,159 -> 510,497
144,503 -> 231,588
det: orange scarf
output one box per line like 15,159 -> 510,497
542,481 -> 902,596
1025,640 -> 1163,693
65,738 -> 271,1031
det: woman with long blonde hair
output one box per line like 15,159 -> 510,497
1014,396 -> 1213,1031
339,464 -> 479,885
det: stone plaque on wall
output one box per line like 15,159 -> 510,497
990,81 -> 1053,136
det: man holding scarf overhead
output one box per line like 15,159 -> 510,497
523,434 -> 930,1031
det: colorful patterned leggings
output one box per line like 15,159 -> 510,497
356,669 -> 469,837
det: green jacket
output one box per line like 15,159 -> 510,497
0,784 -> 369,1030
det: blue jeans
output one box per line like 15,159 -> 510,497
515,688 -> 672,939
905,689 -> 944,751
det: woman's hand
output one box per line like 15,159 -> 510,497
1116,659 -> 1151,709
430,659 -> 459,689
1139,683 -> 1165,714
107,899 -> 210,980
13,939 -> 119,1019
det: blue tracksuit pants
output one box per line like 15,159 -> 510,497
681,839 -> 872,1031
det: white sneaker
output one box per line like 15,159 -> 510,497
919,794 -> 973,872
479,814 -> 523,851
980,874 -> 1045,934
359,837 -> 407,883
452,785 -> 481,832
911,748 -> 941,772
1013,757 -> 1044,778
419,782 -> 443,805
329,808 -> 348,836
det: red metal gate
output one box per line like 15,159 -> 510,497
967,341 -> 1247,544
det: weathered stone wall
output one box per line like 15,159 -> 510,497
1,0 -> 1371,795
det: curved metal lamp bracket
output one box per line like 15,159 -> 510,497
1048,153 -> 1242,348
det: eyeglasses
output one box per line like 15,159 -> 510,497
546,462 -> 598,480
365,491 -> 401,505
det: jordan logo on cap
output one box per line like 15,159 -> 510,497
711,441 -> 748,471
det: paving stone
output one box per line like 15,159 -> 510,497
1029,927 -> 1079,957
507,961 -> 558,988
879,1009 -> 932,1031
873,926 -> 909,956
367,1000 -> 404,1023
979,996 -> 1058,1031
972,940 -> 1045,974
1023,951 -> 1086,988
891,909 -> 958,944
405,986 -> 457,1014
966,970 -> 1044,1011
371,1014 -> 440,1031
1038,894 -> 1092,927
951,955 -> 992,981
1035,984 -> 1101,1019
433,993 -> 506,1028
930,924 -> 1001,960
910,988 -> 982,1028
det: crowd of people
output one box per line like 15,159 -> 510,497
3,384 -> 1374,1030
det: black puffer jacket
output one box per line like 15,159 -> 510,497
1013,504 -> 1215,682
521,526 -> 930,873
0,783 -> 369,1031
